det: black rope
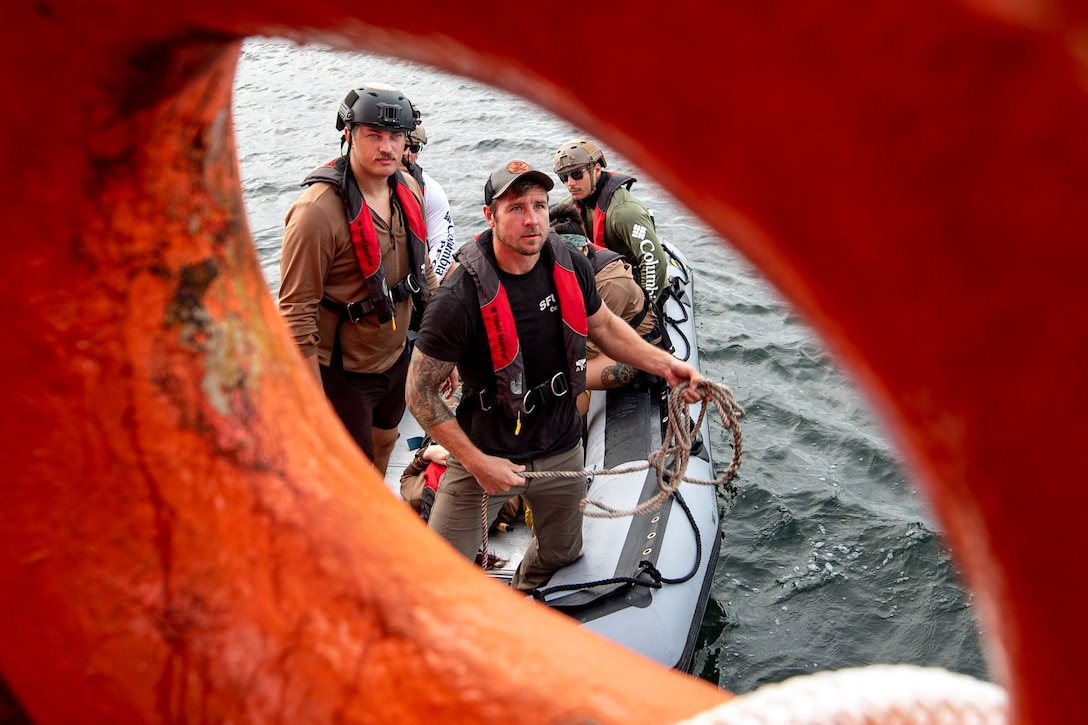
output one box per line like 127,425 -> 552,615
529,489 -> 703,602
530,560 -> 663,601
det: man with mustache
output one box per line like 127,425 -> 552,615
278,84 -> 437,475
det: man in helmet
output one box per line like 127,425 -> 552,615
552,139 -> 670,309
405,160 -> 704,591
278,84 -> 438,475
400,107 -> 459,284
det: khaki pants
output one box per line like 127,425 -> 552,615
428,443 -> 587,591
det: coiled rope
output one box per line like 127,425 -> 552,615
578,379 -> 744,518
478,380 -> 744,568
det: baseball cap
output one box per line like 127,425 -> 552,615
484,160 -> 554,205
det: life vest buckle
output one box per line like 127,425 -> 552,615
388,274 -> 423,304
548,371 -> 569,397
521,372 -> 569,415
344,298 -> 375,323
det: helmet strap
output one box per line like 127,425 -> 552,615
341,125 -> 353,157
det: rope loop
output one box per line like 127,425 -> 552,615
476,380 -> 744,565
525,379 -> 744,518
578,379 -> 743,518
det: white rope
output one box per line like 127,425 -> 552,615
673,665 -> 1007,725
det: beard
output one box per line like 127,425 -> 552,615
495,227 -> 545,257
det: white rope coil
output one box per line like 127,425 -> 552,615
673,665 -> 1007,725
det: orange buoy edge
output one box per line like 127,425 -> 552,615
2,2 -> 1087,723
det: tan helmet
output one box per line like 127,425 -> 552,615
409,124 -> 428,146
553,139 -> 607,174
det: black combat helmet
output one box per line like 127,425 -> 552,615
336,84 -> 416,133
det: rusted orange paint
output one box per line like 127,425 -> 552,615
1,1 -> 1086,723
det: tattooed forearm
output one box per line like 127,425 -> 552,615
407,352 -> 458,430
600,361 -> 642,388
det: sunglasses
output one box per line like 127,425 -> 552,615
408,144 -> 421,153
558,167 -> 589,183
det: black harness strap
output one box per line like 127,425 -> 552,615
470,370 -> 571,415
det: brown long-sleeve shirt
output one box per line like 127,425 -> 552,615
278,176 -> 437,373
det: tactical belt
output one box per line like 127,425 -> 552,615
320,274 -> 422,323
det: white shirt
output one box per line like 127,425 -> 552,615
421,170 -> 458,283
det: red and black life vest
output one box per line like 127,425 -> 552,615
579,170 -> 637,251
309,157 -> 430,325
455,231 -> 588,420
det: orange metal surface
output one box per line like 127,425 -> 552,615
1,1 -> 1086,723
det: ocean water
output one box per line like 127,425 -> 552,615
233,37 -> 990,695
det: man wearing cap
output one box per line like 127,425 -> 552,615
278,84 -> 438,475
553,139 -> 670,309
406,160 -> 704,591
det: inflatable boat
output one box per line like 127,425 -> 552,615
389,242 -> 732,672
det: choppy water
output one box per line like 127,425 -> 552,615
233,38 -> 989,694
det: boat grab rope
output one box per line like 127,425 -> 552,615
477,379 -> 743,569
528,488 -> 703,602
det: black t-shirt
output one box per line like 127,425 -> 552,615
415,234 -> 602,463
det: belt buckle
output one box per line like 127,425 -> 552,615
345,300 -> 364,323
